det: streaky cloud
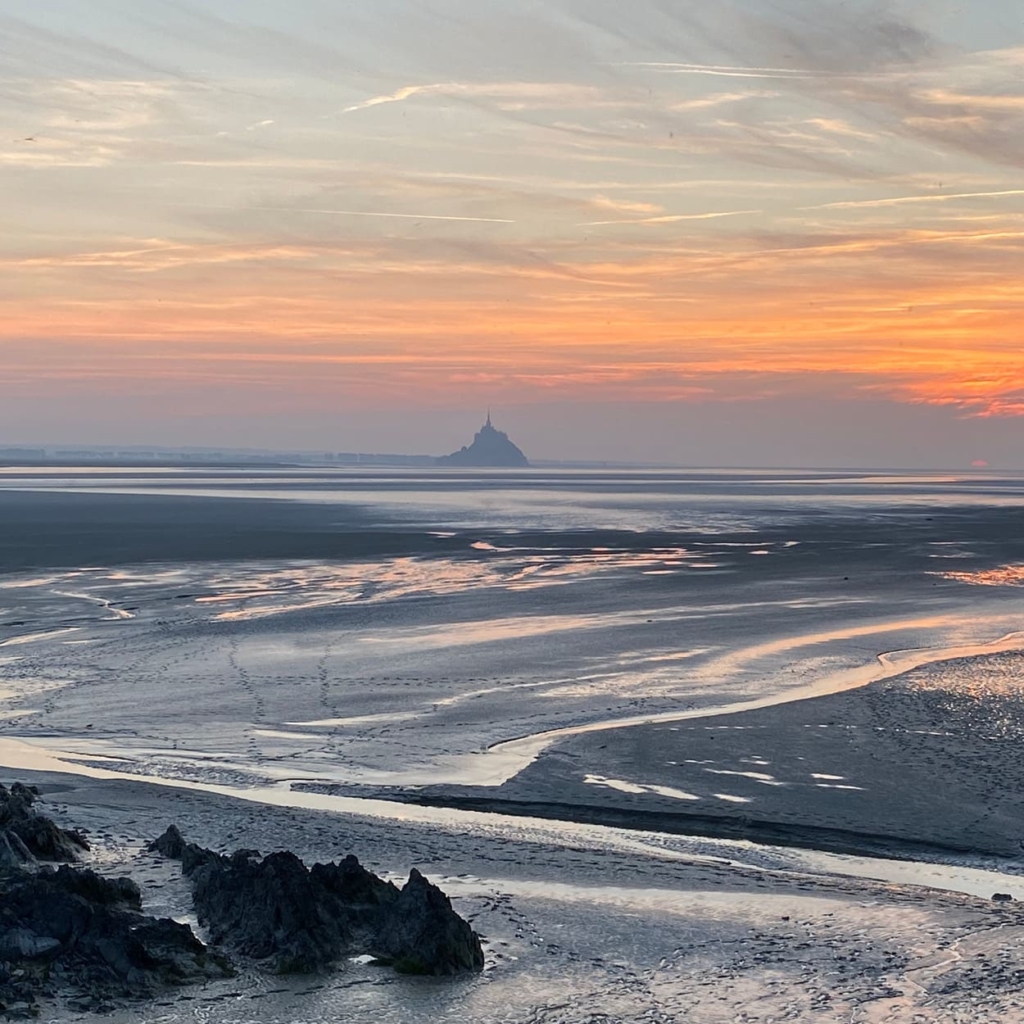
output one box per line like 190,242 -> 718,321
615,61 -> 823,79
582,209 -> 761,226
807,189 -> 1024,210
164,202 -> 517,224
343,84 -> 445,113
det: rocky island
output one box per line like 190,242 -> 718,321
436,414 -> 529,467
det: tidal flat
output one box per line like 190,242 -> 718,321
3,467 -> 1024,1022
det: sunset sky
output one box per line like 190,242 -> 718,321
2,0 -> 1023,466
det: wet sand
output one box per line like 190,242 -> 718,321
7,643 -> 1024,1021
368,650 -> 1024,860
5,470 -> 1024,1020
5,482 -> 1024,796
7,767 -> 1024,1024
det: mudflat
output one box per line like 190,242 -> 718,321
4,767 -> 1024,1024
390,650 -> 1024,859
5,468 -> 1024,1021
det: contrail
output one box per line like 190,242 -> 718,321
165,202 -> 515,224
614,61 -> 822,80
804,189 -> 1024,210
582,209 -> 760,226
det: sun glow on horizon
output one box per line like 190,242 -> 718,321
2,1 -> 1023,458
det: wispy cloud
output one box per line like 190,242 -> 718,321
615,61 -> 824,80
916,89 -> 1024,112
806,189 -> 1024,210
343,81 -> 608,114
4,0 -> 1024,441
670,90 -> 779,110
589,195 -> 663,215
582,209 -> 761,226
0,241 -> 329,273
803,118 -> 877,141
164,203 -> 516,224
0,137 -> 116,168
343,84 -> 442,113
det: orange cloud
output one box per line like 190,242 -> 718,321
3,217 -> 1021,415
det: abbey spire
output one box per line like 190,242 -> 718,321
436,414 -> 529,467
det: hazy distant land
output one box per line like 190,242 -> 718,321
0,416 -> 530,469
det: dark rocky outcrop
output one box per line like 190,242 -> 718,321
155,832 -> 484,976
3,788 -> 482,1018
373,868 -> 485,975
0,783 -> 89,866
187,847 -> 351,973
0,865 -> 232,1017
147,824 -> 186,859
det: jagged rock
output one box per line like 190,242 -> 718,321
152,827 -> 483,976
148,824 -> 186,859
186,848 -> 342,972
6,830 -> 36,864
0,863 -> 233,1013
51,863 -> 142,909
180,840 -> 218,875
373,868 -> 486,975
0,927 -> 63,960
311,853 -> 401,928
0,782 -> 89,864
0,829 -> 34,870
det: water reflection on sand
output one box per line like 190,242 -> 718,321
933,563 -> 1024,586
5,468 -> 1024,931
197,547 -> 730,621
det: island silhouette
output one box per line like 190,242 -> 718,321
436,413 -> 529,467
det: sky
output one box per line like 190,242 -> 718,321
2,0 -> 1023,466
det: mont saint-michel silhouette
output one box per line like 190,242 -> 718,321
436,413 -> 530,467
